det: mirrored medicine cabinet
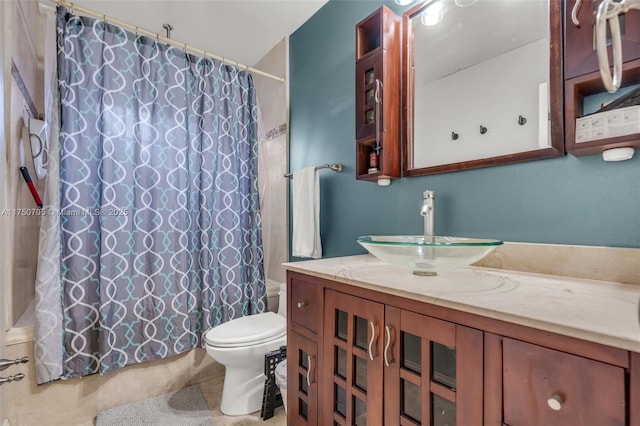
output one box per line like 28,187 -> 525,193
401,0 -> 564,176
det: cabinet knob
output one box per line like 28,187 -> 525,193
297,301 -> 307,309
547,393 -> 564,411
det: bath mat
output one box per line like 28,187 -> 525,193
96,384 -> 213,426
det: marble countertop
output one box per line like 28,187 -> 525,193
284,255 -> 640,352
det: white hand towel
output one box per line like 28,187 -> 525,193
292,167 -> 322,259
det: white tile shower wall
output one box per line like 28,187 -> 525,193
1,1 -> 8,423
254,39 -> 286,132
4,342 -> 224,426
7,0 -> 45,326
254,38 -> 288,293
13,0 -> 44,110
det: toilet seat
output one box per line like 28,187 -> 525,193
204,311 -> 286,348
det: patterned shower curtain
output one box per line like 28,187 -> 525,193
33,7 -> 266,384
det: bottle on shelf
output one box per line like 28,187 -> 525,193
368,147 -> 379,173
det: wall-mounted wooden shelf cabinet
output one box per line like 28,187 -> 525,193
564,0 -> 640,156
355,6 -> 401,182
565,60 -> 640,155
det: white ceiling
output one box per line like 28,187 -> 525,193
66,0 -> 328,69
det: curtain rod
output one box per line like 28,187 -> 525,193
46,0 -> 286,83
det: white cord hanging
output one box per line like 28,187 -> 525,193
595,0 -> 640,93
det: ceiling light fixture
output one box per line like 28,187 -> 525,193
454,0 -> 478,6
394,0 -> 416,5
421,0 -> 444,26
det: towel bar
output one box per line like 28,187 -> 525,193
284,163 -> 342,178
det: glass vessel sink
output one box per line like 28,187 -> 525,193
357,236 -> 503,276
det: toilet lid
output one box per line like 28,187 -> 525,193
204,311 -> 286,348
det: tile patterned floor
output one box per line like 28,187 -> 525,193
199,379 -> 287,426
74,379 -> 287,426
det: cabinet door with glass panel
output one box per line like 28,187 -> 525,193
324,290 -> 385,426
383,307 -> 483,426
288,332 -> 318,426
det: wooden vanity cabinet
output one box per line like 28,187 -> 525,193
354,6 -> 401,182
289,272 -> 483,425
287,270 -> 637,425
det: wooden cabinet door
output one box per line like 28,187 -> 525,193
383,307 -> 483,426
323,290 -> 385,425
288,332 -> 319,426
503,338 -> 626,426
565,0 -> 640,79
355,53 -> 384,141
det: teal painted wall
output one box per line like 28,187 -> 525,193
289,0 -> 640,259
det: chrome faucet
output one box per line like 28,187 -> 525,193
420,190 -> 435,243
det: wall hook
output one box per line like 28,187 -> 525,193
518,115 -> 527,125
451,131 -> 459,141
480,125 -> 487,134
162,23 -> 174,39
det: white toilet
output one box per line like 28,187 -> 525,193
204,283 -> 287,415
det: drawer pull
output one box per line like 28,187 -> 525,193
547,394 -> 564,411
368,321 -> 377,361
297,301 -> 307,309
